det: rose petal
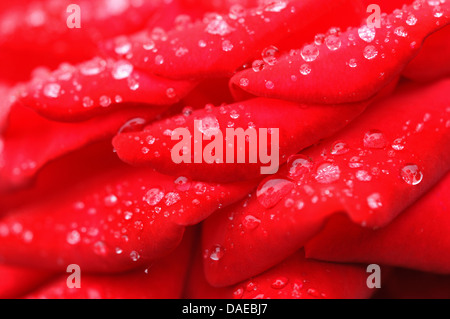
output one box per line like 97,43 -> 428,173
113,97 -> 371,182
186,248 -> 374,299
0,156 -> 253,272
202,79 -> 450,286
23,227 -> 196,299
305,173 -> 450,274
230,1 -> 450,104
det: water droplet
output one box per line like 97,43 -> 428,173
394,26 -> 408,37
209,245 -> 225,261
400,164 -> 423,185
166,87 -> 176,99
314,33 -> 325,45
239,77 -> 249,87
299,64 -> 311,75
265,80 -> 274,90
287,155 -> 313,179
358,25 -> 376,43
229,4 -> 246,19
164,192 -> 180,206
43,83 -> 61,98
175,47 -> 189,57
80,58 -> 106,76
130,250 -> 140,261
264,1 -> 287,12
117,118 -> 146,134
315,163 -> 341,184
127,75 -> 140,91
82,96 -> 94,108
104,194 -> 118,206
222,40 -> 234,52
174,176 -> 191,191
115,247 -> 123,254
144,188 -> 165,206
242,215 -> 261,231
197,115 -> 220,137
67,230 -> 81,245
93,241 -> 108,256
324,35 -> 341,51
271,277 -> 288,289
348,58 -> 357,68
154,55 -> 164,65
367,193 -> 383,209
391,137 -> 406,150
363,45 -> 378,60
301,44 -> 319,62
257,179 -> 294,208
433,6 -> 443,17
112,60 -> 133,80
198,39 -> 207,48
205,17 -> 234,36
114,37 -> 131,55
356,170 -> 372,182
406,14 -> 418,25
363,130 -> 386,149
99,95 -> 111,107
252,60 -> 265,72
143,39 -> 155,50
330,141 -> 350,155
262,45 -> 279,66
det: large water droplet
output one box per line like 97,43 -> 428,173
287,155 -> 313,179
242,215 -> 261,231
315,163 -> 341,184
363,130 -> 386,149
197,115 -> 220,137
264,1 -> 287,12
67,230 -> 81,245
400,164 -> 423,185
257,179 -> 294,208
271,277 -> 289,289
301,44 -> 319,62
324,35 -> 341,51
209,244 -> 225,261
363,45 -> 378,60
358,25 -> 376,43
144,188 -> 165,206
43,83 -> 61,98
112,60 -> 133,80
80,58 -> 106,76
299,64 -> 311,75
118,117 -> 147,134
262,45 -> 279,66
367,192 -> 383,209
205,17 -> 234,36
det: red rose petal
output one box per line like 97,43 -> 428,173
0,264 -> 54,299
113,97 -> 370,183
23,227 -> 196,299
15,57 -> 196,122
111,0 -> 367,80
230,1 -> 450,104
0,159 -> 253,272
0,102 -> 167,191
402,25 -> 450,82
305,173 -> 450,274
373,268 -> 450,299
202,79 -> 450,286
186,248 -> 374,299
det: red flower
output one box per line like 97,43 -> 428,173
0,0 -> 449,299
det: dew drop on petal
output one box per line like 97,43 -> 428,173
257,178 -> 294,208
209,244 -> 225,261
363,130 -> 386,149
264,1 -> 287,12
144,188 -> 165,206
67,230 -> 81,245
265,80 -> 274,90
222,39 -> 234,52
130,250 -> 140,261
118,117 -> 146,134
301,44 -> 319,62
205,18 -> 234,36
252,60 -> 265,72
324,35 -> 341,51
271,277 -> 289,289
394,26 -> 408,37
363,45 -> 378,60
43,83 -> 61,98
287,155 -> 313,179
348,58 -> 357,68
242,215 -> 261,231
197,115 -> 220,137
391,137 -> 406,150
239,77 -> 249,87
358,25 -> 376,43
367,192 -> 383,209
112,60 -> 133,80
356,170 -> 372,182
99,95 -> 111,107
262,45 -> 279,66
299,64 -> 311,75
406,14 -> 418,25
400,164 -> 423,185
80,58 -> 105,76
315,163 -> 341,184
330,140 -> 350,155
